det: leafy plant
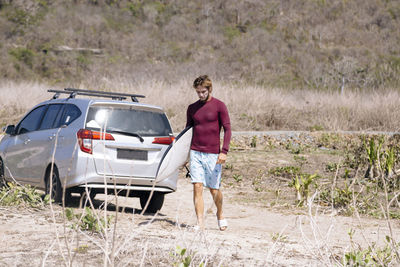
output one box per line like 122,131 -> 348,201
5,7 -> 32,26
309,124 -> 324,131
171,246 -> 202,267
293,155 -> 307,166
325,162 -> 338,172
232,174 -> 243,183
320,182 -> 352,209
224,162 -> 233,170
382,147 -> 396,178
250,135 -> 257,148
289,173 -> 318,205
0,182 -> 50,208
65,207 -> 112,234
362,136 -> 400,190
224,26 -> 241,42
318,133 -> 341,148
271,232 -> 288,243
9,47 -> 35,68
269,166 -> 301,178
286,142 -> 305,154
343,235 -> 399,266
380,146 -> 400,190
363,136 -> 384,179
343,168 -> 351,179
252,169 -> 265,192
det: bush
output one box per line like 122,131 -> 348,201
0,182 -> 50,208
9,47 -> 35,68
65,207 -> 113,234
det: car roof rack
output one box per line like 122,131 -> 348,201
47,88 -> 146,102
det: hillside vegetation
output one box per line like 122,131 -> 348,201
1,0 -> 400,89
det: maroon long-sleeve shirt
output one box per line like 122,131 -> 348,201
186,97 -> 231,154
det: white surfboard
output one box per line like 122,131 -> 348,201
155,127 -> 193,182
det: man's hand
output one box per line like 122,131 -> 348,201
216,153 -> 227,164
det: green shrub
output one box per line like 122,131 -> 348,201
65,207 -> 112,234
232,174 -> 242,183
0,182 -> 50,208
5,8 -> 32,26
319,183 -> 352,209
269,166 -> 301,177
250,135 -> 257,148
127,1 -> 143,18
9,47 -> 35,68
325,162 -> 338,172
224,26 -> 241,42
343,236 -> 399,266
289,173 -> 318,205
171,246 -> 202,267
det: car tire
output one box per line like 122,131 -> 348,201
80,190 -> 96,205
0,158 -> 5,188
139,192 -> 165,213
46,167 -> 70,204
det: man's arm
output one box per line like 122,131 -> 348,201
186,105 -> 194,128
217,102 -> 231,164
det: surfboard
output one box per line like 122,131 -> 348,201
155,127 -> 193,182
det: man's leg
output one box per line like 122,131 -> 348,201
193,183 -> 204,228
209,188 -> 224,220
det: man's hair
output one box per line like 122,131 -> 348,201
193,75 -> 212,93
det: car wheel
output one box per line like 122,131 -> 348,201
46,168 -> 70,204
0,158 -> 5,188
139,192 -> 165,213
80,190 -> 96,205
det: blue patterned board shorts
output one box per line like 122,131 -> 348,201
189,150 -> 222,189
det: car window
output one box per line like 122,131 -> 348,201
55,104 -> 81,127
39,104 -> 63,130
17,105 -> 47,134
86,106 -> 172,136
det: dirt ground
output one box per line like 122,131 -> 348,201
1,133 -> 400,266
0,176 -> 399,266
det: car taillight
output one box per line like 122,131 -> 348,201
77,129 -> 114,154
92,131 -> 115,141
152,136 -> 175,145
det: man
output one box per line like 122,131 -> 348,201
186,75 -> 231,231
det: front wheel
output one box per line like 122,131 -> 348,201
139,192 -> 165,213
0,158 -> 5,188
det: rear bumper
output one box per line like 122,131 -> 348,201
61,151 -> 179,194
78,183 -> 174,193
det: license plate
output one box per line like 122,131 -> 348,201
117,149 -> 148,161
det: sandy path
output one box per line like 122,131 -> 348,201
0,176 -> 399,266
114,177 -> 400,265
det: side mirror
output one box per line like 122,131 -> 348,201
4,125 -> 15,135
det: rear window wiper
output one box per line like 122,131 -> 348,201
109,130 -> 144,143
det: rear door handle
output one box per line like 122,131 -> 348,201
24,139 -> 31,145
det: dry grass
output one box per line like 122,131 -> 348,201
1,79 -> 400,132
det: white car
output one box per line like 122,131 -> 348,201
0,88 -> 177,212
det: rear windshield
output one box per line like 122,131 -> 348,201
85,105 -> 172,137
